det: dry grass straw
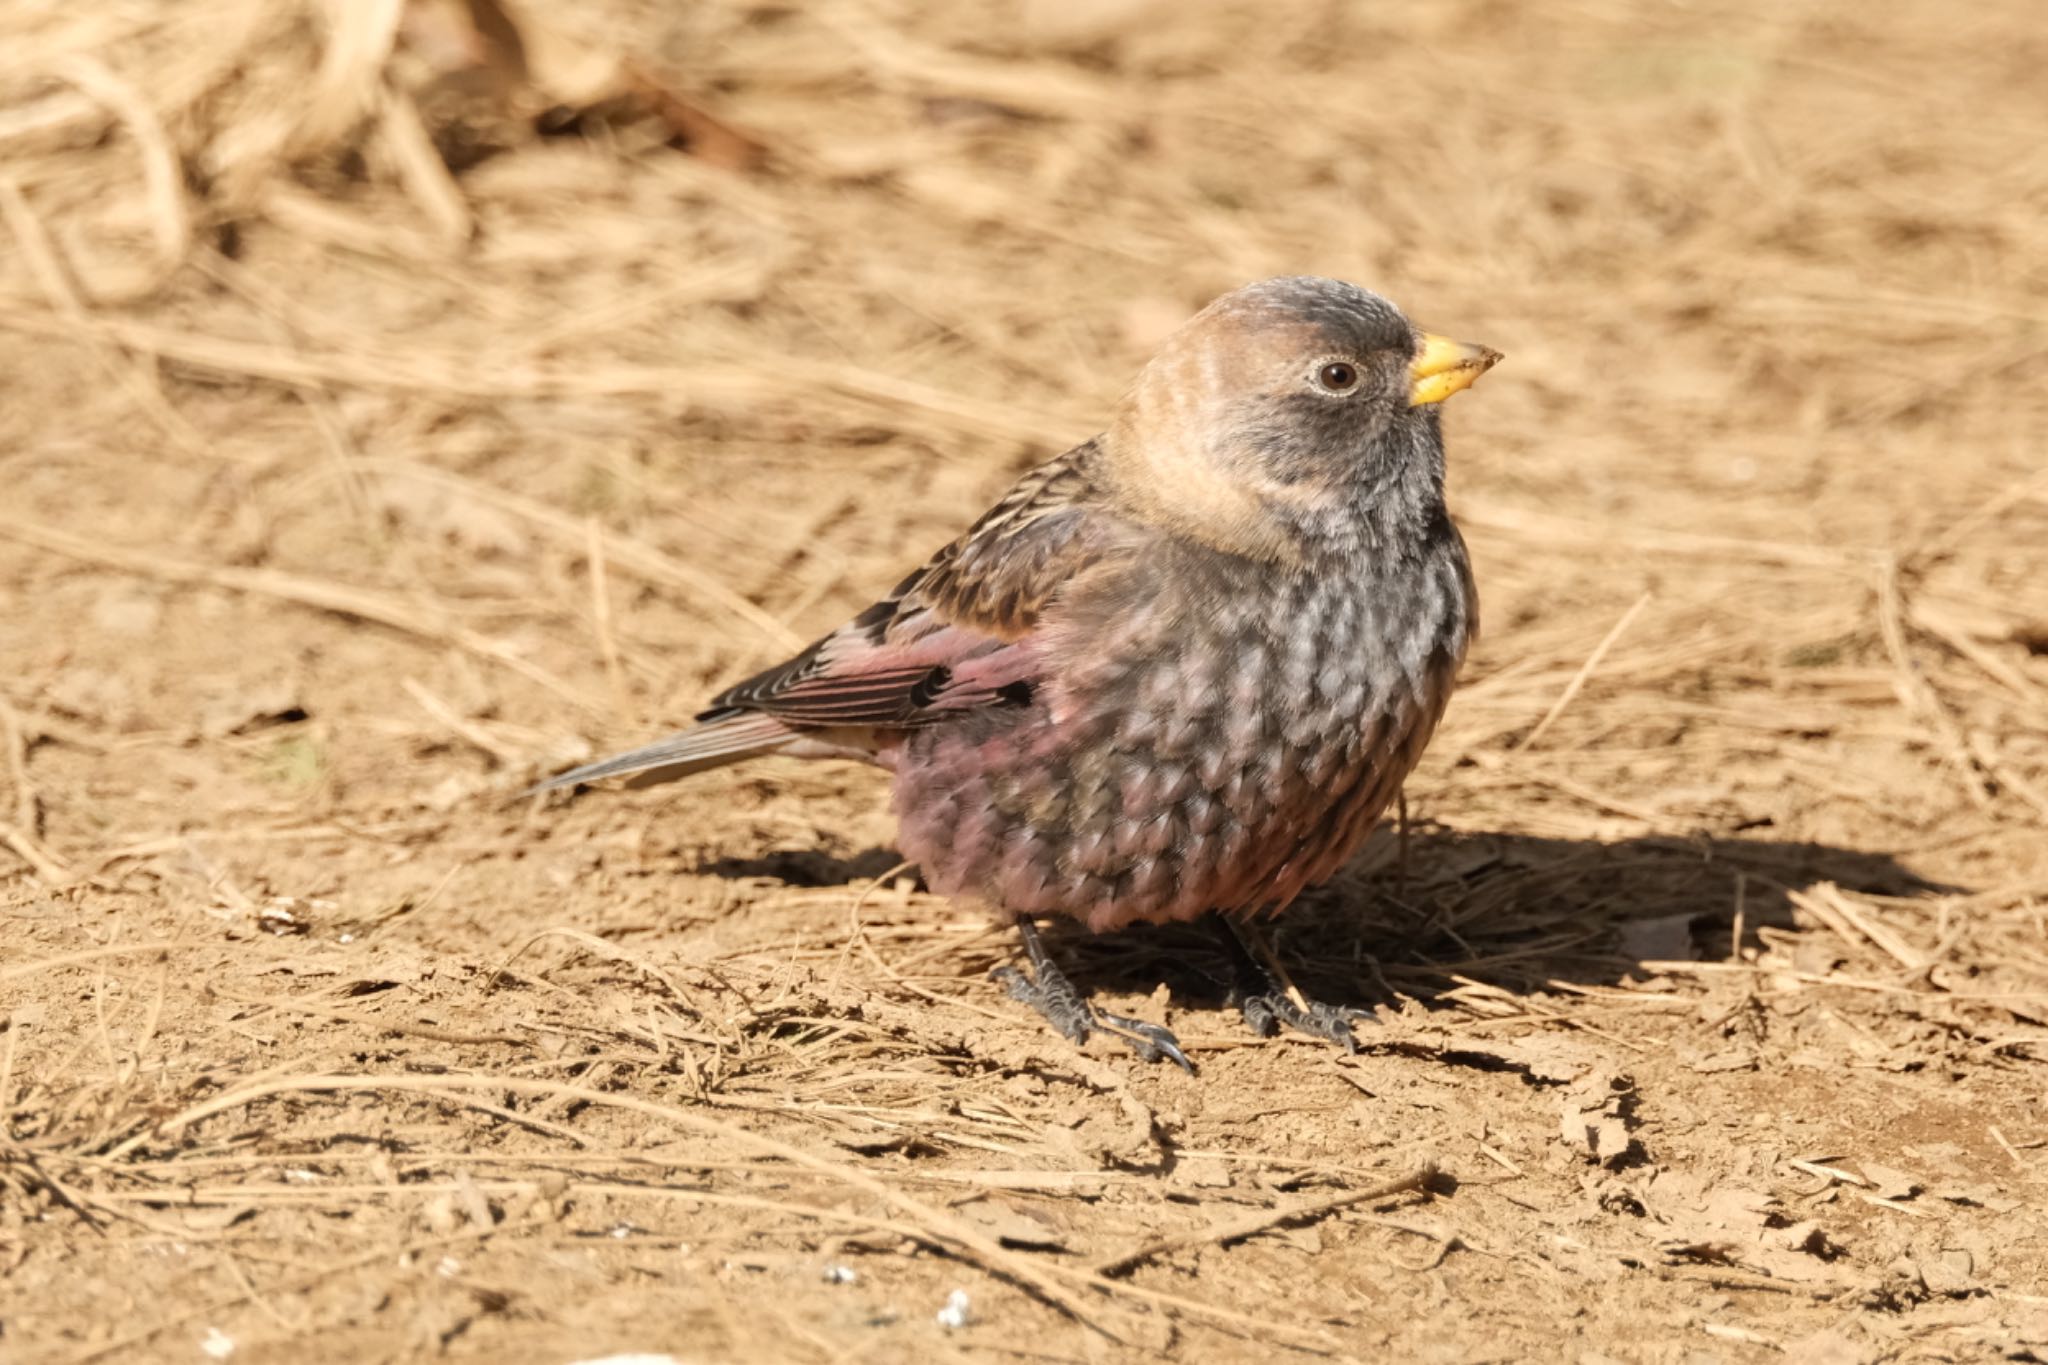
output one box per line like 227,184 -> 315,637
0,513 -> 604,714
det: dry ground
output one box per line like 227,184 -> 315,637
3,1 -> 2047,1361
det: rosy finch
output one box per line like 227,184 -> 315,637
542,276 -> 1499,1067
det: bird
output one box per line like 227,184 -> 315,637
539,276 -> 1499,1068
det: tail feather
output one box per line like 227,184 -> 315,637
533,713 -> 795,793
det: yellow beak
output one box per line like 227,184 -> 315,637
1409,333 -> 1503,406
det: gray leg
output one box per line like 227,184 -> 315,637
993,918 -> 1193,1071
1212,913 -> 1359,1053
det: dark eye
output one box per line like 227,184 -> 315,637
1315,361 -> 1359,394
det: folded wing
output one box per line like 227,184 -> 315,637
539,441 -> 1130,790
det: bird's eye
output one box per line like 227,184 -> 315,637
1314,361 -> 1360,394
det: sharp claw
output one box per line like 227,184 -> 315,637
1213,914 -> 1367,1054
1233,990 -> 1362,1051
1307,1002 -> 1361,1053
1098,1010 -> 1195,1073
1001,922 -> 1189,1069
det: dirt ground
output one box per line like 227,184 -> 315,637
4,1 -> 2047,1361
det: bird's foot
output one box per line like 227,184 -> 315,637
1214,914 -> 1362,1053
995,921 -> 1192,1071
1236,989 -> 1360,1052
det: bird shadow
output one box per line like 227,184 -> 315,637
693,846 -> 907,888
696,820 -> 1954,1015
1053,821 -> 1956,1015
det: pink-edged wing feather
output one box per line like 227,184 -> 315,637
541,442 -> 1133,790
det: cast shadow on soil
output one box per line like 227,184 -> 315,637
697,822 -> 1954,1013
695,846 -> 908,888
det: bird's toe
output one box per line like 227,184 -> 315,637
992,964 -> 1094,1045
1235,990 -> 1360,1053
1096,1009 -> 1194,1072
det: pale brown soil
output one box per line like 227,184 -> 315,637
3,2 -> 2047,1361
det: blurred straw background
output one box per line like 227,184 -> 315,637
2,1 -> 2046,1360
